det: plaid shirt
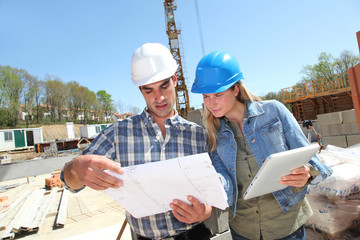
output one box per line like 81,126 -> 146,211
82,109 -> 208,239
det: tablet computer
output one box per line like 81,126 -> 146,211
243,144 -> 319,200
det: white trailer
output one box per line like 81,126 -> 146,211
0,128 -> 43,152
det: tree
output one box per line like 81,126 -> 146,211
261,91 -> 283,103
32,79 -> 44,124
96,90 -> 114,122
83,88 -> 97,123
22,72 -> 38,127
67,81 -> 83,122
117,99 -> 125,113
44,75 -> 68,123
0,66 -> 25,126
300,50 -> 360,83
127,105 -> 141,114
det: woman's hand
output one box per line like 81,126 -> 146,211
279,165 -> 310,187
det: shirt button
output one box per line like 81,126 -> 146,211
248,174 -> 251,178
256,210 -> 259,214
286,204 -> 290,208
250,138 -> 255,143
229,168 -> 234,171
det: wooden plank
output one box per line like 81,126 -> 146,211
0,190 -> 31,225
0,190 -> 34,239
30,187 -> 58,230
56,189 -> 69,227
19,189 -> 45,231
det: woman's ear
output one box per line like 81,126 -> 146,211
234,84 -> 240,98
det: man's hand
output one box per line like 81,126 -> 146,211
279,165 -> 310,187
170,195 -> 212,224
63,154 -> 124,190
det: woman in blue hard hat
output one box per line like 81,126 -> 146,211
191,51 -> 332,240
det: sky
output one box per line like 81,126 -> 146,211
0,0 -> 359,112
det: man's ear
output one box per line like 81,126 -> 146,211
172,74 -> 178,87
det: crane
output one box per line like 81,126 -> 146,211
163,0 -> 190,118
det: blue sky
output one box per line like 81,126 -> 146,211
1,0 -> 359,112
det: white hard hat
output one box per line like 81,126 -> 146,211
131,43 -> 178,86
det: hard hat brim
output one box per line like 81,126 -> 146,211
132,64 -> 178,87
191,74 -> 243,94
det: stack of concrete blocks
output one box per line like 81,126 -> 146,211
0,155 -> 12,165
317,109 -> 360,148
44,142 -> 58,157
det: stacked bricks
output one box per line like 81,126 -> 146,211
45,171 -> 63,190
317,109 -> 360,148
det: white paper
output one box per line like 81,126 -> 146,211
103,153 -> 228,218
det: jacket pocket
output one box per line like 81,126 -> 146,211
258,117 -> 286,152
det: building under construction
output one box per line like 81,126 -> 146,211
282,72 -> 354,121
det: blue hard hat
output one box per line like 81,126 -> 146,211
191,51 -> 244,94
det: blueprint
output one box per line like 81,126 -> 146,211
103,153 -> 228,218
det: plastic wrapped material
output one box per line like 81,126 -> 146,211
306,144 -> 360,238
306,195 -> 360,238
308,163 -> 360,200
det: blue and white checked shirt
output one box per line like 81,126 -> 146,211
82,109 -> 208,239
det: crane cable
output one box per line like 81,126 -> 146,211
194,0 -> 206,56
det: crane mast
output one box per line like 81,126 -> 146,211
163,0 -> 190,118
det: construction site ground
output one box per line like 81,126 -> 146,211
0,173 -> 132,240
0,123 -> 133,239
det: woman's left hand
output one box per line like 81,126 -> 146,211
279,165 -> 311,187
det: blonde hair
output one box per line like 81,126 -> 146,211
204,81 -> 261,152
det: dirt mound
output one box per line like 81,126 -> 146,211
41,124 -> 85,141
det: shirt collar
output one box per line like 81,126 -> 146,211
141,108 -> 181,126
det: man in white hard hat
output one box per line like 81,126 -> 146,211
61,43 -> 212,239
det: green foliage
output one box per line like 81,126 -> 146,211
96,90 -> 115,122
0,66 -> 25,126
0,65 -> 120,128
300,50 -> 360,83
261,91 -> 283,103
0,108 -> 9,126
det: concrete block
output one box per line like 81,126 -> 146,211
340,123 -> 352,135
319,125 -> 331,137
346,134 -> 360,147
204,208 -> 230,235
329,124 -> 341,136
351,122 -> 359,134
0,155 -> 12,164
323,136 -> 347,148
317,112 -> 343,125
187,109 -> 204,127
342,109 -> 357,123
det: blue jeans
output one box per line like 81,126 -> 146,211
230,225 -> 306,240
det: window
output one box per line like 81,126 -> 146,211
95,126 -> 101,133
4,132 -> 13,141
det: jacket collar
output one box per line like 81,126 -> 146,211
246,100 -> 265,118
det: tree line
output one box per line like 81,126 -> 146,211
0,66 -> 140,127
261,50 -> 360,102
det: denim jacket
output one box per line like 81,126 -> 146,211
211,100 -> 333,215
